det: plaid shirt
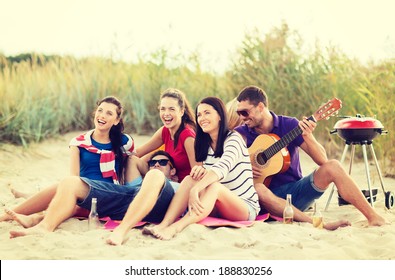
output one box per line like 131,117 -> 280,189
69,130 -> 135,184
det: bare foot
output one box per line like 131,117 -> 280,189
0,211 -> 13,222
10,188 -> 32,199
142,225 -> 161,236
151,226 -> 178,240
4,209 -> 44,228
106,228 -> 129,246
368,215 -> 389,227
323,219 -> 351,231
9,224 -> 49,239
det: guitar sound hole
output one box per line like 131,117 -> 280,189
257,154 -> 267,165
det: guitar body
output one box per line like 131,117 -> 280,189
249,134 -> 291,186
246,97 -> 342,186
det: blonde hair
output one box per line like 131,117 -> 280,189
226,98 -> 243,130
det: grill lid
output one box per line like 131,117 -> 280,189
331,114 -> 387,143
334,114 -> 384,130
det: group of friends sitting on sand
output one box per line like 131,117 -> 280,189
1,85 -> 388,246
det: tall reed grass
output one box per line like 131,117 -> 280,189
1,24 -> 394,174
226,24 -> 395,175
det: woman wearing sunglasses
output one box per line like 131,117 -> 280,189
135,88 -> 200,182
144,97 -> 260,240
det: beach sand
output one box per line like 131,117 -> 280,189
1,131 -> 395,260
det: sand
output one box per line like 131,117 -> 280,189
1,131 -> 395,260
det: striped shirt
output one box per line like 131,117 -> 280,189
203,131 -> 260,215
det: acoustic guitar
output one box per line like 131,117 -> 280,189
249,98 -> 342,186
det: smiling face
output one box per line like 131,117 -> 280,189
196,103 -> 221,135
236,100 -> 263,129
159,96 -> 184,131
94,102 -> 120,131
148,154 -> 175,179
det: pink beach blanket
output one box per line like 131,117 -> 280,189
102,213 -> 281,230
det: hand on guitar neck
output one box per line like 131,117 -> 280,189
248,98 -> 342,185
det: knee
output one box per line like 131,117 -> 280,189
321,159 -> 344,175
144,169 -> 166,188
59,176 -> 85,192
206,182 -> 222,194
145,168 -> 165,180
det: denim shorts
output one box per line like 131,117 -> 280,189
77,176 -> 174,222
271,172 -> 324,211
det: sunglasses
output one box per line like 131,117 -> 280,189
236,108 -> 254,117
148,159 -> 173,168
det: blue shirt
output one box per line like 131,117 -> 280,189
78,135 -> 129,182
235,111 -> 304,189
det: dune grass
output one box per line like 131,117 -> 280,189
1,24 -> 394,174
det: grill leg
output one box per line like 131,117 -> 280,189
369,144 -> 387,194
325,144 -> 350,211
349,144 -> 356,174
361,143 -> 374,207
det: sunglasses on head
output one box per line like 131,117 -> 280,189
148,159 -> 172,168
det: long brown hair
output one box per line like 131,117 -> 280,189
195,96 -> 230,161
96,96 -> 127,183
160,88 -> 196,148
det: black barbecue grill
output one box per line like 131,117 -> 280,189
325,114 -> 394,210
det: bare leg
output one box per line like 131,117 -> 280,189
0,211 -> 12,222
5,206 -> 80,228
0,184 -> 57,223
10,184 -> 57,215
9,176 -> 89,238
152,182 -> 249,240
106,169 -> 166,246
255,183 -> 313,222
11,188 -> 33,199
314,160 -> 387,226
142,175 -> 194,236
4,209 -> 44,228
254,183 -> 350,230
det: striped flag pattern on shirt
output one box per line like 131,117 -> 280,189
69,129 -> 135,184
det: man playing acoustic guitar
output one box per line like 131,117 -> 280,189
234,85 -> 387,227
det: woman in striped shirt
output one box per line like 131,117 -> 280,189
144,96 -> 260,240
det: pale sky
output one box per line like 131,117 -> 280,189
1,0 -> 394,72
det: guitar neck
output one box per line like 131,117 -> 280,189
263,115 -> 316,160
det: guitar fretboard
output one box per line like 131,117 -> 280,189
258,115 -> 315,163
